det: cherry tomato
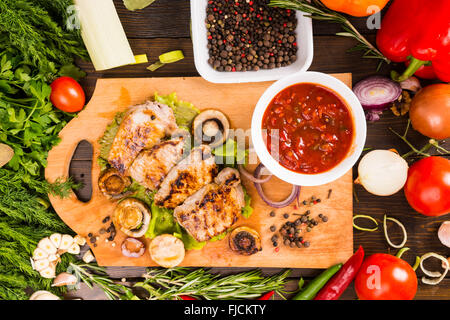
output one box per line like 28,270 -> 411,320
355,254 -> 417,300
50,77 -> 85,113
404,156 -> 450,217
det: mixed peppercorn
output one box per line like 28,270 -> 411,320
206,0 -> 298,72
269,193 -> 330,250
87,215 -> 117,248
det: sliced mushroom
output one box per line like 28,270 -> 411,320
112,198 -> 151,238
229,226 -> 262,256
149,234 -> 185,268
98,168 -> 132,198
193,110 -> 230,148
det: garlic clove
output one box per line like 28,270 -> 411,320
67,243 -> 80,255
82,250 -> 95,263
33,258 -> 50,272
39,266 -> 56,279
59,234 -> 74,251
29,290 -> 60,300
38,237 -> 57,255
52,272 -> 78,287
74,235 -> 86,246
50,233 -> 62,249
47,253 -> 60,263
33,247 -> 49,260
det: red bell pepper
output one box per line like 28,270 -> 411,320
376,0 -> 450,82
313,246 -> 364,300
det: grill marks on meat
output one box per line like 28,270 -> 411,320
108,102 -> 178,174
174,168 -> 245,242
128,135 -> 186,191
154,145 -> 218,209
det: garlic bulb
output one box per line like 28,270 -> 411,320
356,150 -> 409,196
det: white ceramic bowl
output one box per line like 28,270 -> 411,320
251,71 -> 367,186
190,0 -> 314,83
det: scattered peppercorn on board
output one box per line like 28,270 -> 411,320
45,74 -> 353,268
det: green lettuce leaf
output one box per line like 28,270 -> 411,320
154,92 -> 200,128
241,185 -> 253,219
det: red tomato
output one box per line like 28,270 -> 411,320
50,77 -> 85,113
404,156 -> 450,216
355,254 -> 417,300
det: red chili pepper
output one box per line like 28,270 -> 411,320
313,246 -> 364,300
257,291 -> 275,300
179,295 -> 197,300
376,0 -> 450,82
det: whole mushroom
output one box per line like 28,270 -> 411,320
192,110 -> 230,149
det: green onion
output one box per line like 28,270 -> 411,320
353,214 -> 378,232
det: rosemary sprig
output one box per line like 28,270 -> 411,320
389,120 -> 450,159
136,268 -> 290,300
68,263 -> 135,300
269,0 -> 390,68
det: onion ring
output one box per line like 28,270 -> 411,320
353,215 -> 379,232
383,215 -> 407,249
419,252 -> 449,285
253,163 -> 300,208
238,164 -> 272,184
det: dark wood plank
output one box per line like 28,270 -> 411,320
112,0 -> 387,38
65,1 -> 450,300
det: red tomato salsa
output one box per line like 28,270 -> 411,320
262,83 -> 354,174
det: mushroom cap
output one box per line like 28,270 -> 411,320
193,110 -> 230,149
229,226 -> 262,256
112,198 -> 151,238
149,234 -> 185,268
98,168 -> 131,197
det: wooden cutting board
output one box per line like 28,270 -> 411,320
45,74 -> 354,268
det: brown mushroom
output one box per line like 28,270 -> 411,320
192,110 -> 230,148
98,168 -> 131,198
112,198 -> 151,238
229,226 -> 262,256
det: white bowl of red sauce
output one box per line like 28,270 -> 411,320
251,72 -> 367,186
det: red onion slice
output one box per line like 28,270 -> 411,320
353,76 -> 402,110
253,163 -> 301,208
122,238 -> 145,258
238,164 -> 272,184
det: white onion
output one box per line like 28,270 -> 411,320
357,150 -> 409,196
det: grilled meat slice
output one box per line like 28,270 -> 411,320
108,101 -> 178,174
128,135 -> 186,191
154,145 -> 217,209
173,168 -> 245,242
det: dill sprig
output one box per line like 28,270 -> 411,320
135,268 -> 290,300
0,0 -> 87,78
269,0 -> 390,68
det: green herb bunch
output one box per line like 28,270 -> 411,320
0,0 -> 88,79
0,0 -> 87,300
135,268 -> 290,300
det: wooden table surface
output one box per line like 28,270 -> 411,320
66,0 -> 450,300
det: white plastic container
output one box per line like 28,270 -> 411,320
191,0 -> 314,83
